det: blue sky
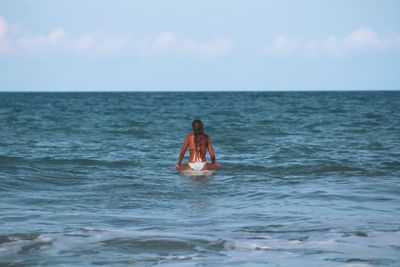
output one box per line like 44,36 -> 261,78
0,0 -> 399,91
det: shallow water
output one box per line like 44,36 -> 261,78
1,92 -> 400,266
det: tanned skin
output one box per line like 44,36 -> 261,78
175,133 -> 219,171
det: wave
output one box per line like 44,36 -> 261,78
214,160 -> 381,180
0,228 -> 225,264
1,228 -> 399,266
0,155 -> 135,168
0,155 -> 26,163
382,161 -> 400,169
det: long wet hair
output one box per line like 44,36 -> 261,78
192,119 -> 205,152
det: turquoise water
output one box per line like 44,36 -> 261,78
1,92 -> 400,266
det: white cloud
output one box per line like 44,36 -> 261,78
13,28 -> 66,54
153,31 -> 176,51
73,31 -> 131,55
265,34 -> 300,57
134,31 -> 177,56
48,28 -> 66,45
134,32 -> 232,59
180,38 -> 233,59
0,16 -> 7,37
0,16 -> 9,51
0,16 -> 232,59
265,27 -> 400,58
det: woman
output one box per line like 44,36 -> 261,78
175,120 -> 219,171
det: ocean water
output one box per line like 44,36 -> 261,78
0,91 -> 400,267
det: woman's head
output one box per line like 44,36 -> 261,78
192,119 -> 204,134
192,119 -> 204,146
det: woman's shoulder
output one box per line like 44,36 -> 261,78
186,132 -> 194,140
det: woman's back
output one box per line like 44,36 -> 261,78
187,132 -> 209,162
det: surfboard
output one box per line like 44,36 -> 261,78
181,169 -> 216,177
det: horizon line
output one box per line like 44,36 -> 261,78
0,89 -> 399,93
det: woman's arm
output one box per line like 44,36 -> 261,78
177,134 -> 189,165
207,137 -> 216,163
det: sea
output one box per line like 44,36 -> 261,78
0,91 -> 399,267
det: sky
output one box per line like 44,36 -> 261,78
0,0 -> 399,91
